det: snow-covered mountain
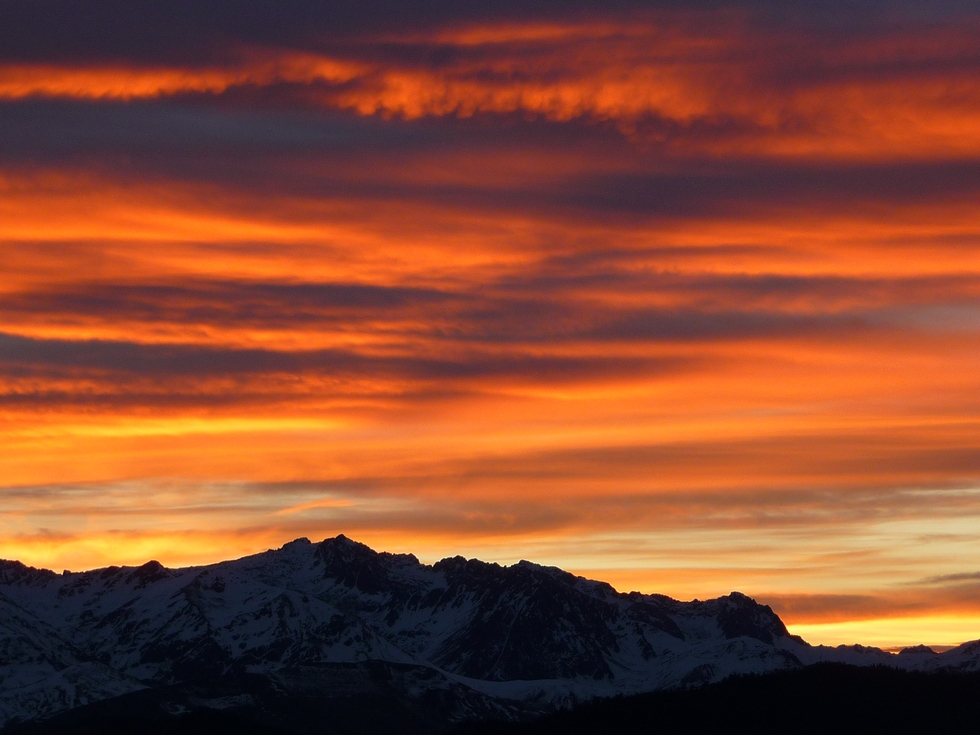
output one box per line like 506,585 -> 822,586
0,535 -> 977,731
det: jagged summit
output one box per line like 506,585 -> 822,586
1,535 -> 978,730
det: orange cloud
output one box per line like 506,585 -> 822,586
2,17 -> 979,160
3,7 -> 980,650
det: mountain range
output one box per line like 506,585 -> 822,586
1,535 -> 978,733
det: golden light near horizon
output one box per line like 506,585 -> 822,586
2,1 -> 980,653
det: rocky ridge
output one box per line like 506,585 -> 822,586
1,536 -> 977,731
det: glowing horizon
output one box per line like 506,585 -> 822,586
3,0 -> 980,652
3,530 -> 978,651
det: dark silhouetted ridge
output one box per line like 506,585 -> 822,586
0,536 -> 978,734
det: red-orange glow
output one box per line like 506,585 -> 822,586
0,54 -> 363,100
3,7 -> 980,651
3,19 -> 980,160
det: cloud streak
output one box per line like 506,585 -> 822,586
1,1 -> 980,649
3,10 -> 980,160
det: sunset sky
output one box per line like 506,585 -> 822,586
3,0 -> 980,650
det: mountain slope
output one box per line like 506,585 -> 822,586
0,536 -> 976,732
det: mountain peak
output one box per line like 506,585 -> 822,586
0,558 -> 58,585
899,645 -> 937,656
313,534 -> 395,594
126,559 -> 169,588
0,536 -> 976,731
712,591 -> 790,643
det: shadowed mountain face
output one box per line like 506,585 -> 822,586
0,536 -> 978,733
